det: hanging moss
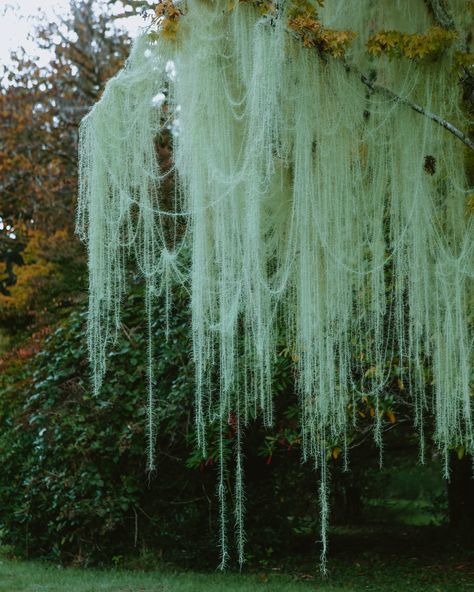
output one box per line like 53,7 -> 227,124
77,0 -> 473,571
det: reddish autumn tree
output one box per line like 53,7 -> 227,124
0,1 -> 132,335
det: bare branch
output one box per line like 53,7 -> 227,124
357,70 -> 474,153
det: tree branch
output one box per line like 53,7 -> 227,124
425,0 -> 474,111
424,0 -> 456,31
282,10 -> 473,147
358,70 -> 474,152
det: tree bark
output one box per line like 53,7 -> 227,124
447,453 -> 474,537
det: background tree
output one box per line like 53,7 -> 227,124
0,0 -> 131,339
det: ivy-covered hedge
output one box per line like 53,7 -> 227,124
1,278 -> 451,567
0,286 -> 323,567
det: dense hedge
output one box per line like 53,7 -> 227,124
0,285 -> 326,567
1,271 -> 458,568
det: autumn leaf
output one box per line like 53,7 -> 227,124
367,27 -> 457,62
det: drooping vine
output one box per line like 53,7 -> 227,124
77,0 -> 473,571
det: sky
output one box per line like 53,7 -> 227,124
0,1 -> 146,66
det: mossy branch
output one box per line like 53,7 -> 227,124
424,0 -> 456,31
357,69 -> 474,152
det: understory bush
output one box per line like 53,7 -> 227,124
0,284 -> 325,566
0,280 -> 456,567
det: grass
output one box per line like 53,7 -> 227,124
1,526 -> 474,592
2,560 -> 315,592
1,552 -> 474,592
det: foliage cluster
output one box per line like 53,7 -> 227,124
286,0 -> 356,56
0,3 -> 129,235
152,0 -> 472,66
0,283 -> 325,566
367,28 -> 458,61
0,269 -> 453,566
0,230 -> 85,338
0,287 -> 201,564
153,0 -> 182,39
0,1 -> 129,345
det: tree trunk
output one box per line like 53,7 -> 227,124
447,453 -> 474,538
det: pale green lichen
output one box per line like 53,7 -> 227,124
78,0 -> 473,572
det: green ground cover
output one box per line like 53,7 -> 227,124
0,560 -> 311,592
1,550 -> 473,592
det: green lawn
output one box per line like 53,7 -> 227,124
0,560 -> 311,592
1,526 -> 474,591
1,555 -> 474,592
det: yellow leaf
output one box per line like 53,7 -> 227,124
364,366 -> 377,378
386,411 -> 396,424
332,447 -> 342,460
